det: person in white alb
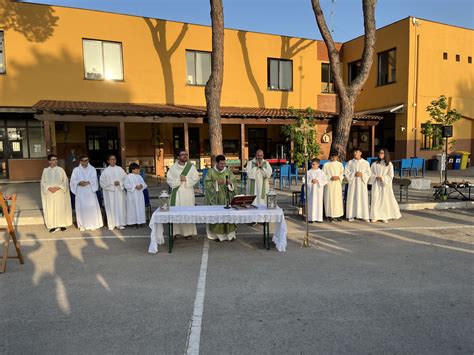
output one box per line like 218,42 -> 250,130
124,163 -> 147,227
100,154 -> 127,230
246,149 -> 273,206
167,149 -> 200,239
322,152 -> 344,222
345,148 -> 371,222
305,158 -> 328,223
41,154 -> 73,233
369,148 -> 402,223
70,155 -> 103,231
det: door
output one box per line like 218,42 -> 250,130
0,127 -> 6,178
86,127 -> 119,167
172,127 -> 184,158
248,128 -> 268,157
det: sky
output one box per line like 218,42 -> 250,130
25,0 -> 474,42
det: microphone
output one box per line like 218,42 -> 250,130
224,174 -> 231,209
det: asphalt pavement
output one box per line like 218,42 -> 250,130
1,209 -> 473,354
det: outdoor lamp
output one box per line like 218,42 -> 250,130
159,190 -> 170,212
266,189 -> 277,209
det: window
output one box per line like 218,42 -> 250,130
421,123 -> 443,150
268,58 -> 292,91
348,60 -> 361,84
186,50 -> 211,85
2,119 -> 45,159
0,31 -> 5,74
377,48 -> 396,86
456,54 -> 460,62
321,63 -> 335,93
443,52 -> 448,60
468,56 -> 472,64
83,39 -> 123,80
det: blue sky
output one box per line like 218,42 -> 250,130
26,0 -> 474,42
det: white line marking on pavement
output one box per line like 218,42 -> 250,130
18,235 -> 150,243
287,225 -> 474,235
186,239 -> 209,355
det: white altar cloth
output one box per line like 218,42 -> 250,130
148,205 -> 287,253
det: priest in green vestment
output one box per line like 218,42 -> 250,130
204,155 -> 238,241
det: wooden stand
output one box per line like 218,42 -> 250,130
0,193 -> 24,274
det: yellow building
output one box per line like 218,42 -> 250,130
1,2 -> 471,180
342,17 -> 474,160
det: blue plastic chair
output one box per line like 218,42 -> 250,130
367,157 -> 378,165
289,163 -> 299,186
199,168 -> 209,193
411,158 -> 425,177
143,187 -> 152,221
273,164 -> 290,189
319,159 -> 329,168
400,158 -> 413,177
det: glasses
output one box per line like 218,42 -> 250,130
379,151 -> 385,155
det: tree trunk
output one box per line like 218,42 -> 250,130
205,0 -> 224,161
311,0 -> 377,160
332,98 -> 355,160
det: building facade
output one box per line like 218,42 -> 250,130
343,17 -> 474,160
0,2 -> 472,180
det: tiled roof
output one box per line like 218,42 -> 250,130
33,100 -> 382,120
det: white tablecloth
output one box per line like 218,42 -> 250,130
148,205 -> 287,253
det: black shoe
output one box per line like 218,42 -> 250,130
335,218 -> 342,222
60,227 -> 67,232
327,217 -> 333,222
49,228 -> 59,233
308,221 -> 314,224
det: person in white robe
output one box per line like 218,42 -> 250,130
305,159 -> 328,223
322,153 -> 344,221
246,149 -> 273,206
167,150 -> 200,238
70,156 -> 103,231
369,148 -> 402,223
345,148 -> 371,222
41,154 -> 73,232
124,163 -> 147,226
99,155 -> 127,230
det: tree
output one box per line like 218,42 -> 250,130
205,0 -> 225,160
281,108 -> 321,167
422,95 -> 461,151
310,0 -> 377,160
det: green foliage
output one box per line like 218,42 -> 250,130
426,95 -> 461,126
422,95 -> 462,151
281,107 -> 321,166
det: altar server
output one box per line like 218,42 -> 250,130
100,154 -> 127,230
124,163 -> 147,226
369,148 -> 402,223
167,149 -> 200,238
322,153 -> 344,222
70,155 -> 103,231
345,148 -> 371,222
41,154 -> 73,232
305,158 -> 328,223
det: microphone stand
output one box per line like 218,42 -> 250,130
224,175 -> 231,209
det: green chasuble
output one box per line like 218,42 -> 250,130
204,167 -> 239,236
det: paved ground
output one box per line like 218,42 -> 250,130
1,209 -> 473,353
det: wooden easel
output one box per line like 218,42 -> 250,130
0,192 -> 24,273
